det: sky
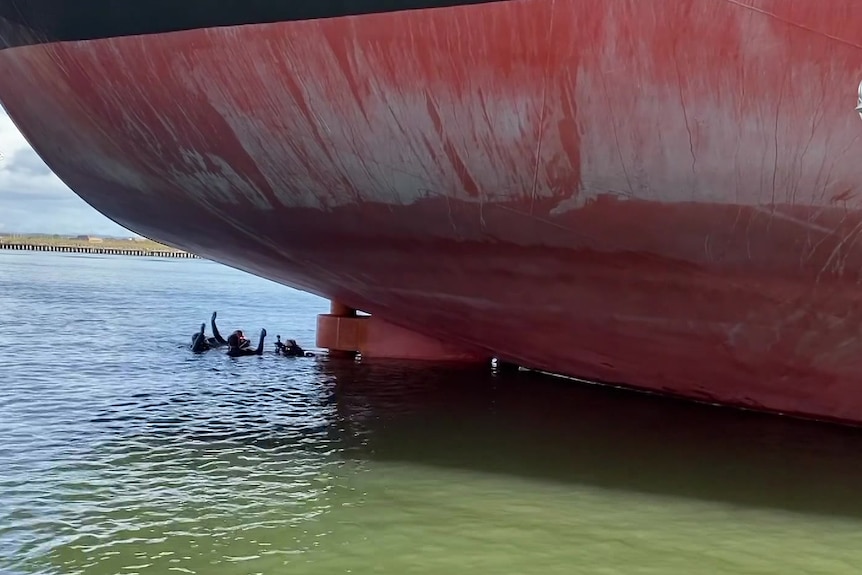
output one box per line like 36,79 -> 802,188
0,107 -> 133,236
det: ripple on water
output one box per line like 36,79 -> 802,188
2,366 -> 348,574
4,254 -> 862,574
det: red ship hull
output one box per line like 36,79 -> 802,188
3,1 -> 862,423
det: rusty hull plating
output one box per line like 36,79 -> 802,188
2,0 -> 862,423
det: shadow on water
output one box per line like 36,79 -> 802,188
316,358 -> 862,521
87,355 -> 862,521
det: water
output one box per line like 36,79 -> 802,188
3,252 -> 862,574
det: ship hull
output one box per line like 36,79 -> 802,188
3,0 -> 862,423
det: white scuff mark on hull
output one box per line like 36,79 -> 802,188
162,148 -> 271,209
168,16 -> 546,209
751,206 -> 833,234
3,0 -> 862,224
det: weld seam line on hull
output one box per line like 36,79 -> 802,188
721,0 -> 862,50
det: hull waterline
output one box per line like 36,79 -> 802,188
3,0 -> 862,423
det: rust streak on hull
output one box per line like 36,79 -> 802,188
3,0 -> 862,423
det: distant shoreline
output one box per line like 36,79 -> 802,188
0,234 -> 197,258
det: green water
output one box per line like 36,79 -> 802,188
3,252 -> 862,574
9,363 -> 862,575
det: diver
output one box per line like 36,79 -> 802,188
190,311 -> 227,350
274,335 -> 314,357
190,311 -> 250,352
191,323 -> 212,353
231,329 -> 252,350
227,328 -> 267,357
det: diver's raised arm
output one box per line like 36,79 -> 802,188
191,323 -> 209,353
211,311 -> 227,344
253,328 -> 267,355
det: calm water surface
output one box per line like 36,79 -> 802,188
2,251 -> 862,574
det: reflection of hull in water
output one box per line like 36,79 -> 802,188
85,357 -> 862,521
324,360 -> 862,520
3,1 -> 862,423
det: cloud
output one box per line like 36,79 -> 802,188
0,107 -> 133,236
6,146 -> 52,177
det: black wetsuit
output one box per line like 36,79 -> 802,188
227,330 -> 266,357
276,337 -> 312,357
191,322 -> 219,353
191,314 -> 246,353
191,332 -> 210,353
283,343 -> 306,356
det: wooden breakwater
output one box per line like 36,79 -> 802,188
0,242 -> 198,258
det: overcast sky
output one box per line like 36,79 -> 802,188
0,107 -> 133,236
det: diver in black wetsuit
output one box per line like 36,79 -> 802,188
191,323 -> 211,353
231,329 -> 253,350
191,311 -> 250,352
274,335 -> 314,357
227,328 -> 267,357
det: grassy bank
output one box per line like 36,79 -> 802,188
0,234 -> 184,253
